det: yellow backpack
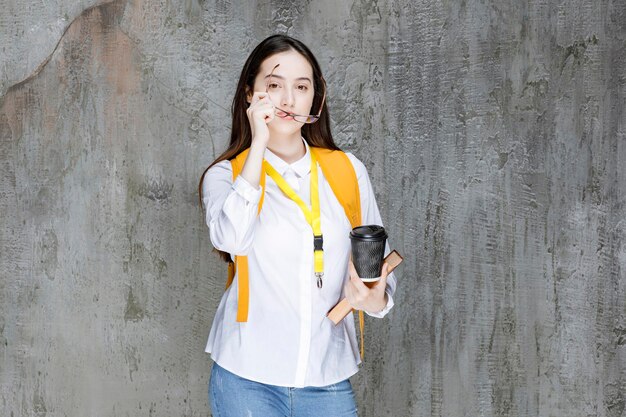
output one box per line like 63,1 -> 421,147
225,146 -> 370,359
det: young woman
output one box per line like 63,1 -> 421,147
199,34 -> 397,417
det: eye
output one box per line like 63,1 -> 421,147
267,82 -> 280,89
297,85 -> 309,91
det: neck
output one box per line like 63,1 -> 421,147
267,131 -> 306,164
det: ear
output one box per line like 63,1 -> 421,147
245,86 -> 252,104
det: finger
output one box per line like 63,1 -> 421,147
261,104 -> 275,120
373,263 -> 389,288
349,261 -> 372,294
251,91 -> 269,100
350,274 -> 369,297
250,97 -> 272,109
348,260 -> 358,279
381,262 -> 389,278
343,281 -> 354,304
253,103 -> 274,115
250,92 -> 272,106
345,281 -> 364,308
249,104 -> 275,120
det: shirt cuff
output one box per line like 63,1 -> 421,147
365,290 -> 395,318
232,175 -> 262,205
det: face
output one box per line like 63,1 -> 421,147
247,50 -> 316,134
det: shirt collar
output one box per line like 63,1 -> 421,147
264,137 -> 311,178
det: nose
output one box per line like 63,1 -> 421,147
281,88 -> 295,108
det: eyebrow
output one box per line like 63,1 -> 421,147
264,74 -> 312,83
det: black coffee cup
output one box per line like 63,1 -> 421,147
350,225 -> 388,281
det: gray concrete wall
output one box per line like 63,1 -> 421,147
1,0 -> 624,416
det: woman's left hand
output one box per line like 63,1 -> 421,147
344,261 -> 389,313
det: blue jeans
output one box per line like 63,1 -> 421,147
209,362 -> 359,417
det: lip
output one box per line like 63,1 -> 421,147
278,114 -> 295,121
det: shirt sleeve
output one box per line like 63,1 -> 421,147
201,160 -> 263,256
346,153 -> 397,319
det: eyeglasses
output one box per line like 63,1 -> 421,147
265,63 -> 326,124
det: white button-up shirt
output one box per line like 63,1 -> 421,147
202,137 -> 397,387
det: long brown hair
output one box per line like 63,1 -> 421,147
199,34 -> 341,263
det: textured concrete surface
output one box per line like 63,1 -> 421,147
1,0 -> 625,416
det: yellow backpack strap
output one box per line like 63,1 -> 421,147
227,148 -> 266,322
234,255 -> 250,322
311,147 -> 368,360
310,147 -> 361,229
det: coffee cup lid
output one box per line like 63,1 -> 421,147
350,225 -> 387,241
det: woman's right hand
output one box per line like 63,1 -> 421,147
247,92 -> 275,146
